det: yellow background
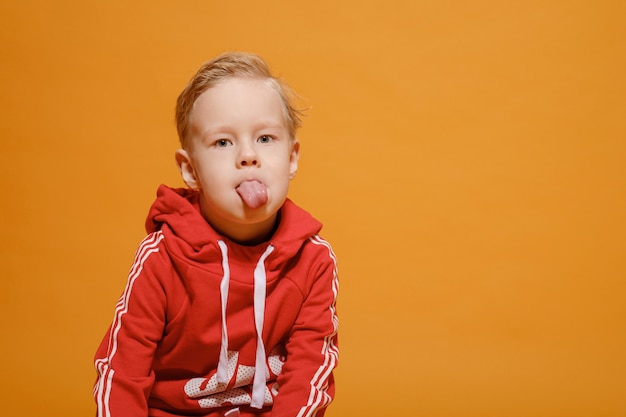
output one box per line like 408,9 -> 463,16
1,1 -> 625,416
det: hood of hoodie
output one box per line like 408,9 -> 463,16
146,185 -> 322,269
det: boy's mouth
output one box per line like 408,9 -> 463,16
236,180 -> 268,209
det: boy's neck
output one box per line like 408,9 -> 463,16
202,208 -> 279,246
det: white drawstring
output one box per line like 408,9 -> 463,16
216,240 -> 230,384
251,244 -> 274,408
215,240 -> 275,409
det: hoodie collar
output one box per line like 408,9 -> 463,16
146,185 -> 322,268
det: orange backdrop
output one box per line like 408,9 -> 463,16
1,1 -> 625,416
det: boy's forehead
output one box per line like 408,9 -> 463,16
189,77 -> 289,133
189,78 -> 289,137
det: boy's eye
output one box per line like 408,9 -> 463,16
215,139 -> 232,147
258,135 -> 272,144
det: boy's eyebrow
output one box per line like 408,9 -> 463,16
254,120 -> 287,131
196,121 -> 287,141
193,125 -> 227,141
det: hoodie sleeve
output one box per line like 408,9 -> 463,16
272,236 -> 339,417
93,232 -> 167,417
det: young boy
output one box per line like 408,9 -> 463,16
94,52 -> 339,417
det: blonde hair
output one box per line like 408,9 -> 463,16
175,52 -> 303,147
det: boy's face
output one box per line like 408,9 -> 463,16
176,77 -> 299,243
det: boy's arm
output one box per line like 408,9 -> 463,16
93,232 -> 167,417
273,238 -> 339,417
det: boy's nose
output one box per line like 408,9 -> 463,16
240,157 -> 258,167
238,143 -> 259,167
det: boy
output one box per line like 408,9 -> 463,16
94,52 -> 339,417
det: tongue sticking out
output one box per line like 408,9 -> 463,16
236,180 -> 268,209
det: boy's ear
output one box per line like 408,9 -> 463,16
175,149 -> 199,189
289,140 -> 300,180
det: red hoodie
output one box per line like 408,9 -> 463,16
94,185 -> 339,417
